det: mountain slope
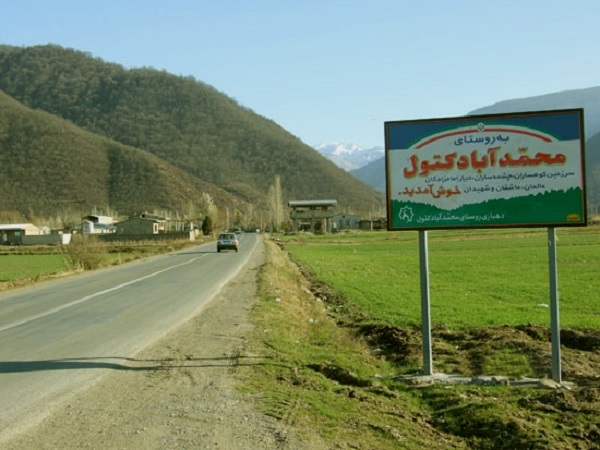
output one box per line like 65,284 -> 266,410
350,158 -> 386,194
0,90 -> 245,219
468,91 -> 599,211
468,87 -> 600,139
0,45 -> 383,215
584,132 -> 600,213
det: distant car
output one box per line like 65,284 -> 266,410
217,233 -> 239,252
244,227 -> 261,233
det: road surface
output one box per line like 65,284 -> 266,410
0,233 -> 260,439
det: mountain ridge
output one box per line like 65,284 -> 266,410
0,90 -> 246,219
0,44 -> 384,224
314,142 -> 384,171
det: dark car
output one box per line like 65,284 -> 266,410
217,233 -> 239,252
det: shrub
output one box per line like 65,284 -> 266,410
60,235 -> 104,271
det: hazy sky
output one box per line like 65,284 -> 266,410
3,0 -> 599,148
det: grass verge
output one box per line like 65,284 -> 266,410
242,236 -> 600,449
0,238 -> 200,291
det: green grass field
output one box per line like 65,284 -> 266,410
284,227 -> 600,329
0,254 -> 67,282
0,240 -> 188,287
246,232 -> 600,449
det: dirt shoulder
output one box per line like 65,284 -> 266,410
4,236 -> 599,449
4,240 -> 311,449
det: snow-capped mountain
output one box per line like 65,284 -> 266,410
314,142 -> 384,171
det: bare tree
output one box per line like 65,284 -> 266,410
267,175 -> 284,232
199,192 -> 219,234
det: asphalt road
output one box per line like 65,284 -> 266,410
0,233 -> 260,439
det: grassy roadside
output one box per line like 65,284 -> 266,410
242,235 -> 600,449
2,232 -> 598,448
283,228 -> 599,329
0,237 -> 200,291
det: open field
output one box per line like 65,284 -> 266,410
0,254 -> 67,283
243,230 -> 600,449
0,239 -> 196,290
277,227 -> 600,378
283,227 -> 600,329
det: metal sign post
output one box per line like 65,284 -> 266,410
385,110 -> 585,382
548,227 -> 562,383
419,230 -> 433,375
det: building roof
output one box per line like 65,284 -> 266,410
0,223 -> 38,231
288,199 -> 337,207
119,216 -> 165,223
82,215 -> 115,224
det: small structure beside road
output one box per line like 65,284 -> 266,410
0,223 -> 71,245
116,215 -> 166,235
288,199 -> 337,233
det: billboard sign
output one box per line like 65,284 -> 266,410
385,109 -> 586,230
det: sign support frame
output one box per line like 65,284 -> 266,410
548,227 -> 562,383
418,230 -> 433,376
385,109 -> 584,382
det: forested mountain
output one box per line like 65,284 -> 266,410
0,44 -> 383,223
0,91 -> 246,220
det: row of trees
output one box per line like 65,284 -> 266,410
0,173 -> 289,236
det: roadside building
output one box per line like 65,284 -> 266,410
288,199 -> 337,233
97,213 -> 195,243
358,218 -> 387,231
82,215 -> 116,234
331,214 -> 361,232
0,223 -> 41,245
0,223 -> 73,245
116,216 -> 166,235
